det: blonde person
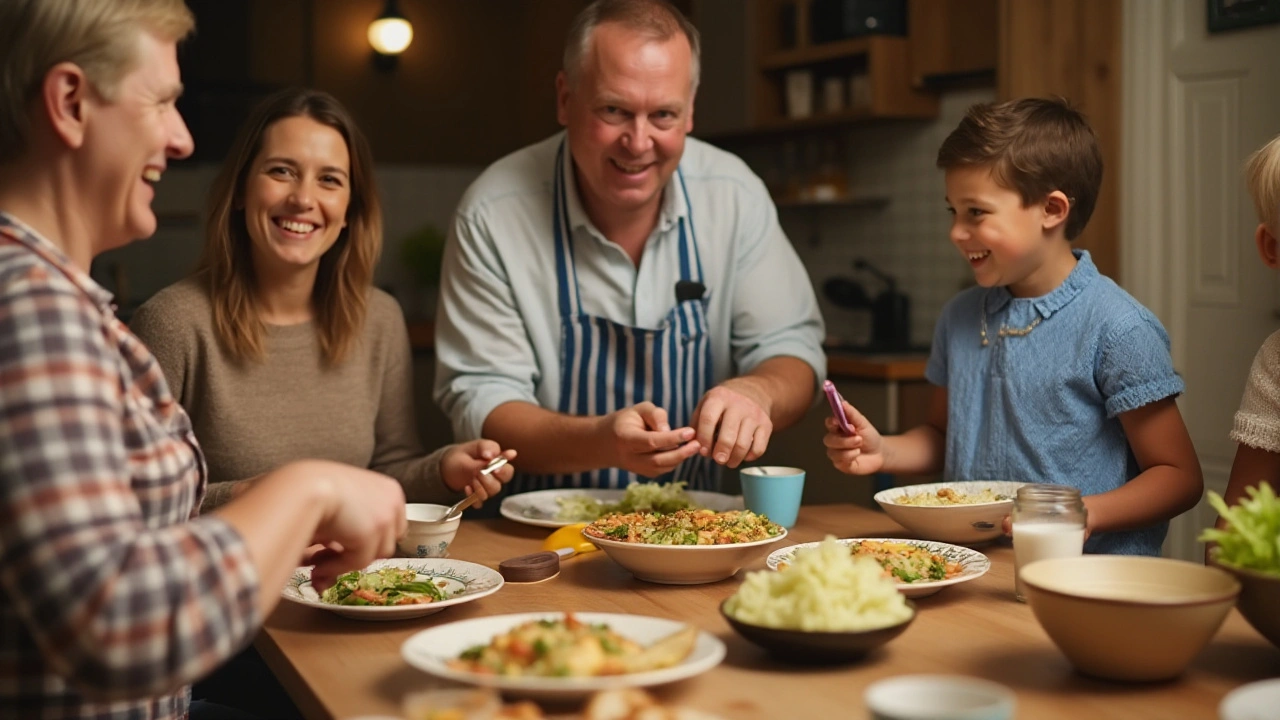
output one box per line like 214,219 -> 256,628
823,98 -> 1203,556
130,88 -> 517,513
1217,134 -> 1280,521
434,0 -> 825,495
0,2 -> 410,718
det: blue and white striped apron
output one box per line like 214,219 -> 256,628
511,142 -> 718,492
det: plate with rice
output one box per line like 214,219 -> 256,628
766,537 -> 990,598
874,480 -> 1027,544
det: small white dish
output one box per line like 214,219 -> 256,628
401,612 -> 726,702
865,674 -> 1015,720
399,503 -> 460,558
587,528 -> 787,585
282,558 -> 503,621
1220,678 -> 1280,720
766,538 -> 990,598
874,481 -> 1026,544
499,488 -> 743,528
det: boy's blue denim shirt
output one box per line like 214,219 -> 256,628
925,250 -> 1186,555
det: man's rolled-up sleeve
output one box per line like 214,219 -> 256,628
434,211 -> 544,440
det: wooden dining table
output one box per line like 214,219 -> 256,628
256,504 -> 1280,720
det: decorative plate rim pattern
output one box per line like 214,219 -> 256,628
282,558 -> 504,616
765,537 -> 991,592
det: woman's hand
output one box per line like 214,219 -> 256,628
441,440 -> 517,506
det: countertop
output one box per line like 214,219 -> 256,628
407,322 -> 927,381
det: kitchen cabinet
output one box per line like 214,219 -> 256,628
742,0 -> 939,135
909,0 -> 999,87
996,0 -> 1121,280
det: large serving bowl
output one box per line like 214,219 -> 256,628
1209,552 -> 1280,649
585,529 -> 787,585
1020,556 -> 1240,682
720,598 -> 914,664
874,481 -> 1025,545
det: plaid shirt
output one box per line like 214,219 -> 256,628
0,213 -> 261,719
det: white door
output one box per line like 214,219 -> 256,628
1123,0 -> 1280,560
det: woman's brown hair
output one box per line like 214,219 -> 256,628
198,87 -> 381,366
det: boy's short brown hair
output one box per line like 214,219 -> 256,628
937,97 -> 1103,240
1245,133 -> 1280,235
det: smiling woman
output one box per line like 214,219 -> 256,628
130,87 -> 517,512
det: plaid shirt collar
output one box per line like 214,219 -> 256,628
0,211 -> 115,311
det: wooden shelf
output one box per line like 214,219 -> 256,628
774,193 -> 889,209
759,37 -> 871,71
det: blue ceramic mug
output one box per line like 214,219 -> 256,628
739,466 -> 805,528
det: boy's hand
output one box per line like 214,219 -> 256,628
441,440 -> 517,505
823,400 -> 885,475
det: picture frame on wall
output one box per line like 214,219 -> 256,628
1207,0 -> 1280,33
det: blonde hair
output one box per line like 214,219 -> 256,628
0,0 -> 194,164
564,0 -> 701,96
1246,134 -> 1280,235
198,88 -> 382,367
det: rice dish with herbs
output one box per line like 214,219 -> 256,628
584,509 -> 781,545
894,486 -> 1011,506
724,536 -> 912,631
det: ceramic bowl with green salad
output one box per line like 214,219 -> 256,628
1202,482 -> 1280,649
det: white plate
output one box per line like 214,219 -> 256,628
401,612 -> 726,702
765,537 -> 990,598
874,480 -> 1027,545
499,488 -> 744,528
282,558 -> 503,621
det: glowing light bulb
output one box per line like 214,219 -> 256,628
368,16 -> 412,55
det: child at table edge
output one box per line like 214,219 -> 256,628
822,97 -> 1203,556
1215,132 -> 1280,528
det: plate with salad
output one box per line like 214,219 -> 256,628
498,481 -> 744,528
282,558 -> 504,620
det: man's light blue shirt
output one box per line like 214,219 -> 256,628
434,132 -> 826,441
925,251 -> 1185,555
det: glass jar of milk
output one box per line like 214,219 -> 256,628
1012,484 -> 1087,602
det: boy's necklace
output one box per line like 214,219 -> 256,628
980,312 -> 1042,347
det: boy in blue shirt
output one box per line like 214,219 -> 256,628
824,98 -> 1203,555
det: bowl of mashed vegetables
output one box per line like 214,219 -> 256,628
720,536 -> 915,663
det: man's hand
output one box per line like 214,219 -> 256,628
690,380 -> 774,468
603,402 -> 701,477
823,399 -> 885,475
441,440 -> 517,506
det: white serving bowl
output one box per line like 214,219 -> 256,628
1020,556 -> 1240,682
584,529 -> 788,585
398,503 -> 460,558
874,481 -> 1026,544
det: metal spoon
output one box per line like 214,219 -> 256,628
433,456 -> 511,523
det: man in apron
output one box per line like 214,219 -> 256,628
434,0 -> 826,494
